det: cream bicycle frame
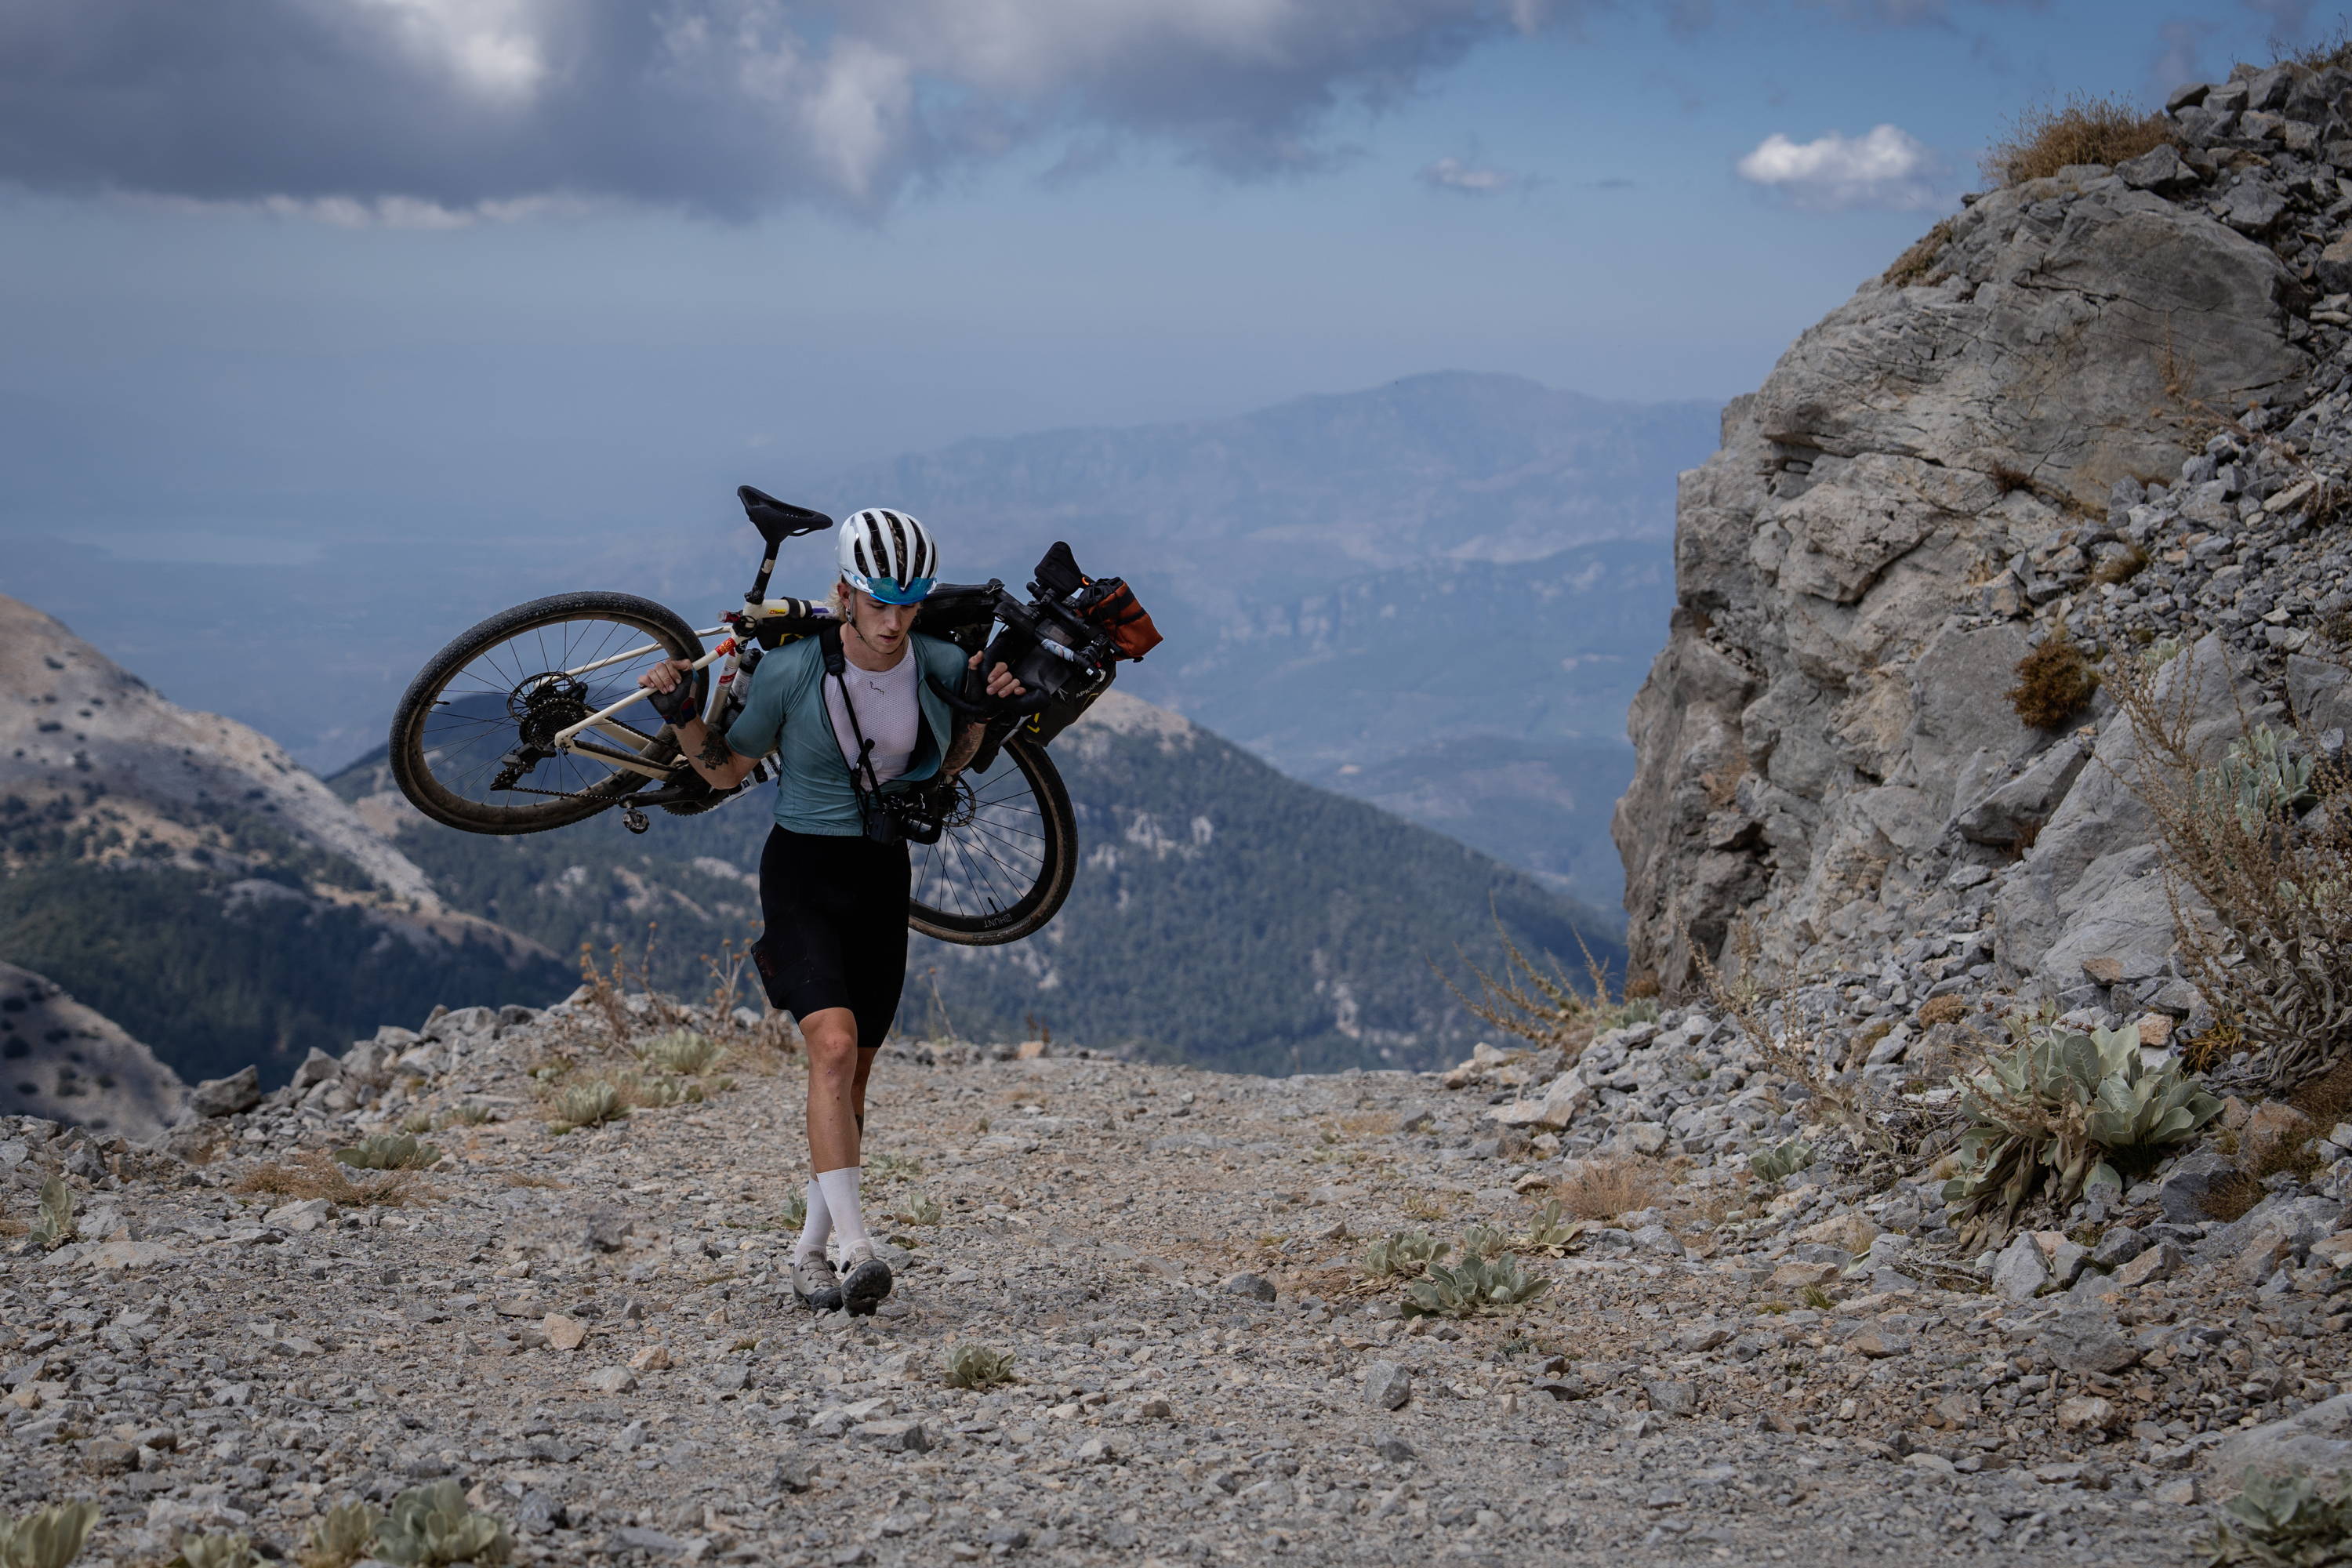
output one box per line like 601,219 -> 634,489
546,601 -> 823,782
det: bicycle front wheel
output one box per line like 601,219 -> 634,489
389,591 -> 703,835
908,735 -> 1076,946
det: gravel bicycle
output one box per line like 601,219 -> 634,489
385,486 -> 1159,945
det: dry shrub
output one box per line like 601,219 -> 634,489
1440,912 -> 1625,1058
233,1151 -> 424,1207
1625,972 -> 1662,1001
2094,543 -> 2151,586
1553,1158 -> 1664,1222
2008,634 -> 2099,730
2291,1051 -> 2352,1131
1984,95 -> 2177,186
2111,652 -> 2352,1091
1988,463 -> 2038,495
2281,24 -> 2352,72
550,929 -> 797,1072
1915,994 -> 1969,1029
1693,920 -> 1899,1159
1882,217 -> 1957,289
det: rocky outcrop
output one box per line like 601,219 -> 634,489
0,961 -> 187,1140
1618,63 -> 2352,1012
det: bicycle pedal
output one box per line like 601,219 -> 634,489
622,806 -> 652,834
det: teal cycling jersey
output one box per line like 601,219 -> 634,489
724,631 -> 965,837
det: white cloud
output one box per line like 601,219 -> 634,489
1735,123 -> 1944,211
1418,155 -> 1521,194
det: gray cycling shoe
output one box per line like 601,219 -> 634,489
790,1253 -> 844,1313
839,1241 -> 893,1317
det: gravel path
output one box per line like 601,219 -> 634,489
0,1003 -> 2255,1566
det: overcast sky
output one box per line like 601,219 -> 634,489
0,0 -> 2327,568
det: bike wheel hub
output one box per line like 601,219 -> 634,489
510,673 -> 590,750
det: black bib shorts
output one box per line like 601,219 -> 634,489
752,826 -> 909,1051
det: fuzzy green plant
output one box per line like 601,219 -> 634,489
1460,1222 -> 1512,1261
548,1080 -> 626,1133
2206,725 -> 2321,836
1356,1229 -> 1449,1281
632,1075 -> 703,1109
168,1534 -> 262,1568
374,1480 -> 510,1567
444,1103 -> 494,1127
1943,1023 -> 2222,1234
2204,1465 -> 2352,1566
895,1192 -> 944,1227
333,1133 -> 441,1171
779,1187 -> 808,1229
27,1176 -> 74,1251
300,1501 -> 383,1568
867,1152 -> 923,1183
944,1344 -> 1017,1390
0,1501 -> 100,1568
1403,1254 -> 1550,1319
1749,1138 -> 1817,1185
637,1028 -> 723,1076
1513,1199 -> 1586,1256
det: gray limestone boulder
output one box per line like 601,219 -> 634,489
191,1065 -> 262,1119
1617,172 -> 2305,988
2214,1392 -> 2352,1480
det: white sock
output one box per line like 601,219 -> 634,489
815,1167 -> 869,1253
793,1179 -> 832,1263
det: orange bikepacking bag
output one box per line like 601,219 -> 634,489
1083,576 -> 1163,661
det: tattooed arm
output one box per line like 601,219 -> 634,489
639,659 -> 760,791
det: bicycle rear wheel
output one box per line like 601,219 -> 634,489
389,591 -> 703,836
908,736 -> 1076,946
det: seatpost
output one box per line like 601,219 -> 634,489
746,550 -> 778,608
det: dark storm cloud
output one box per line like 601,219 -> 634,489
0,0 -> 1572,219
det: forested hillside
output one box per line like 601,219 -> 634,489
331,691 -> 1619,1074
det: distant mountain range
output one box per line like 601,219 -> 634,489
328,690 -> 1622,1076
0,590 -> 1619,1087
2,372 -> 1719,912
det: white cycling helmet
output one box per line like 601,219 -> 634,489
836,509 -> 938,606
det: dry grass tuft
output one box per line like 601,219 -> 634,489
1440,909 -> 1644,1059
1552,1159 -> 1665,1223
1882,217 -> 1957,289
1983,95 -> 2177,186
499,1171 -> 568,1189
2093,543 -> 2151,586
1988,463 -> 2038,495
1915,994 -> 1969,1029
2008,633 -> 2100,730
233,1151 -> 425,1207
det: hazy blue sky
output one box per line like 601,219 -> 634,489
0,0 -> 2328,567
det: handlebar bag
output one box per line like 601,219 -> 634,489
1021,664 -> 1116,749
1083,578 -> 1163,661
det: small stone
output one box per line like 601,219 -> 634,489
542,1313 -> 587,1352
855,1418 -> 931,1453
708,1363 -> 750,1392
2134,1014 -> 2175,1049
83,1438 -> 139,1475
1373,1435 -> 1415,1464
1795,1210 -> 1878,1254
1364,1361 -> 1412,1411
2038,1311 -> 2140,1376
581,1366 -> 637,1395
1646,1380 -> 1697,1417
770,1456 -> 816,1494
2056,1394 -> 2122,1432
583,1210 -> 631,1254
2156,1475 -> 2199,1507
1991,1234 -> 2051,1302
1847,1327 -> 1911,1360
2089,1225 -> 2146,1270
1620,1122 -> 1669,1156
630,1344 -> 672,1372
1769,1260 -> 1842,1290
191,1066 -> 262,1118
1221,1272 -> 1276,1303
263,1199 -> 333,1233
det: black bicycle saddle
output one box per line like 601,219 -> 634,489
738,485 -> 833,546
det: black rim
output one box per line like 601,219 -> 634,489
909,745 -> 1058,931
414,613 -> 688,816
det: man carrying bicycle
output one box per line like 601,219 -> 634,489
637,510 -> 1022,1315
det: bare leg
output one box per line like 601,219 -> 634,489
804,1007 -> 862,1172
